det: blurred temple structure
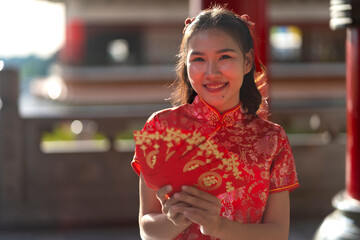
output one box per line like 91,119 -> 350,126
31,0 -> 188,104
0,0 -> 350,238
314,1 -> 360,239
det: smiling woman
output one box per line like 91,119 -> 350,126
0,0 -> 65,57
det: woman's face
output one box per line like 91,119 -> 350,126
186,28 -> 252,113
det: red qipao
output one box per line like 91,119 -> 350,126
132,96 -> 299,240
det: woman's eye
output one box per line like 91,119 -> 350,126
220,55 -> 232,60
192,57 -> 205,62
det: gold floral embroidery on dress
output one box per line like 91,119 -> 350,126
223,114 -> 235,127
209,112 -> 219,126
248,182 -> 259,194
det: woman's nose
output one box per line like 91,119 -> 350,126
205,61 -> 220,79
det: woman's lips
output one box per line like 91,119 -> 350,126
203,82 -> 228,92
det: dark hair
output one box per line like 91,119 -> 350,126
171,6 -> 263,115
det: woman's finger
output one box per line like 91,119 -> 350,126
156,185 -> 173,214
173,187 -> 221,212
167,202 -> 192,226
181,206 -> 222,236
182,185 -> 221,205
156,185 -> 172,204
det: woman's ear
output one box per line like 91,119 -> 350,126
244,49 -> 254,74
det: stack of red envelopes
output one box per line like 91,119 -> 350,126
134,128 -> 252,196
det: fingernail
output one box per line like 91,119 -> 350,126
181,185 -> 188,191
167,185 -> 172,191
173,193 -> 180,199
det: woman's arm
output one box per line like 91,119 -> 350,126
138,174 -> 191,240
175,186 -> 290,240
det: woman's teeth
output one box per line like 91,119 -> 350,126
205,83 -> 227,89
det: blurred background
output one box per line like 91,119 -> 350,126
0,0 -> 347,239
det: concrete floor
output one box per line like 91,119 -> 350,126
0,218 -> 323,240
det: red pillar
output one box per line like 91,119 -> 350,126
60,19 -> 86,65
346,27 -> 360,201
314,1 -> 360,239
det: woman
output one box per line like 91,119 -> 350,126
132,6 -> 299,240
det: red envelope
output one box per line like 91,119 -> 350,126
133,128 -> 252,196
154,147 -> 252,196
166,137 -> 225,169
134,128 -> 207,176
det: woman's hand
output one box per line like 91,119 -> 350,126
172,185 -> 222,236
156,185 -> 192,227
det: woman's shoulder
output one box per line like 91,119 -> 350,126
251,116 -> 287,136
149,104 -> 188,120
144,104 -> 190,129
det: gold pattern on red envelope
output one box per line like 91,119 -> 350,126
133,128 -> 252,196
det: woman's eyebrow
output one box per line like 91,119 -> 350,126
217,48 -> 236,53
190,49 -> 236,55
189,51 -> 204,56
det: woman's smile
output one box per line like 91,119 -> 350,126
203,82 -> 229,91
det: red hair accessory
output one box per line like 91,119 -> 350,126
183,17 -> 196,34
240,14 -> 255,27
238,14 -> 261,73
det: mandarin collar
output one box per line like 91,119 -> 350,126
190,96 -> 245,127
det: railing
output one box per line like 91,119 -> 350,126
0,68 -> 171,228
